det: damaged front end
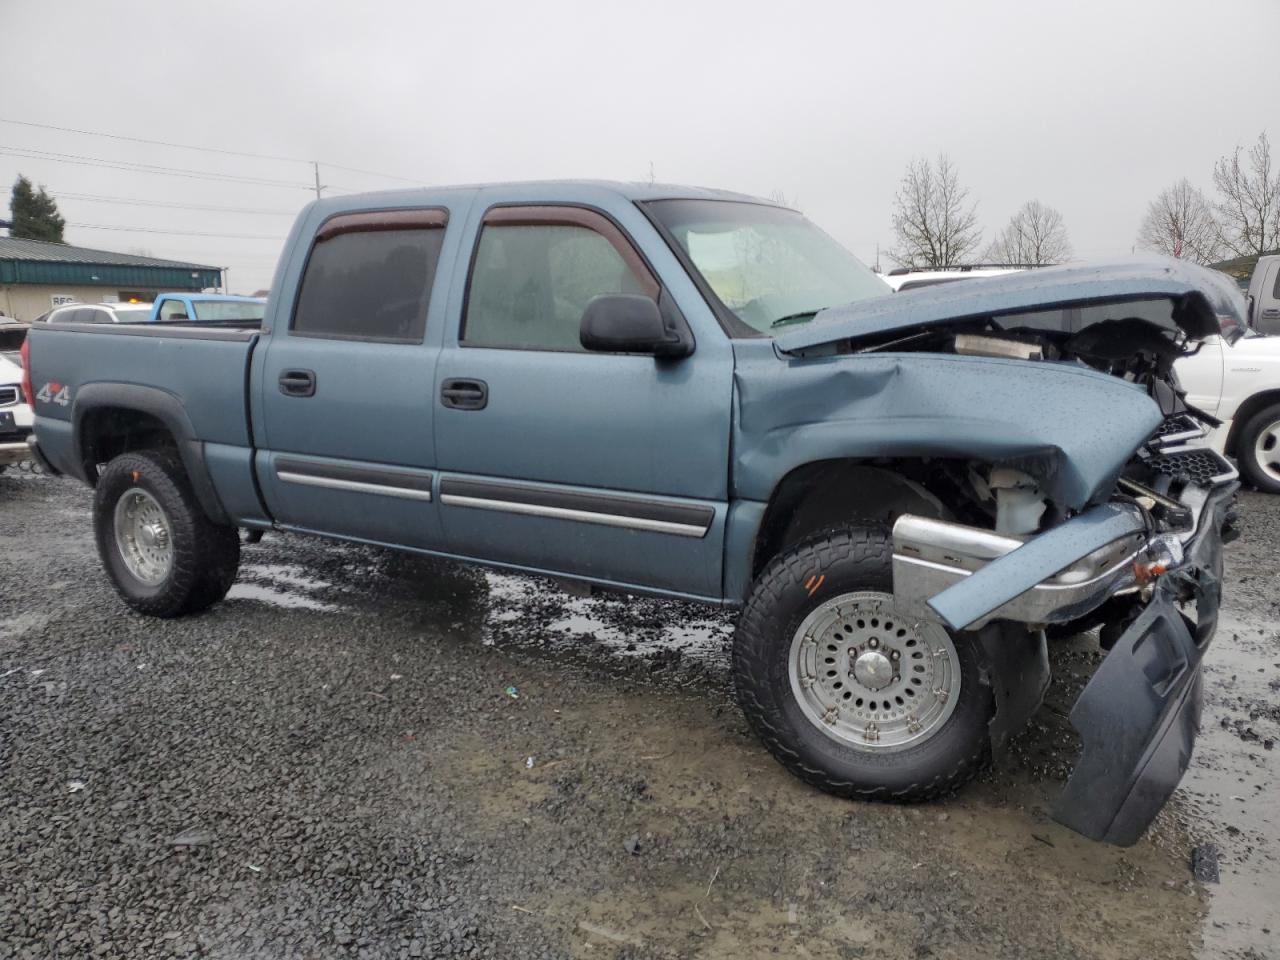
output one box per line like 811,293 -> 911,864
764,258 -> 1247,844
892,425 -> 1237,844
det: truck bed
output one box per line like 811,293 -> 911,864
26,321 -> 259,512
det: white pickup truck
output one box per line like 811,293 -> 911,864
1177,254 -> 1280,492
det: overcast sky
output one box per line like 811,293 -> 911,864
2,0 -> 1278,293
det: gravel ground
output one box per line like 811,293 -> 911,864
1,470 -> 1277,959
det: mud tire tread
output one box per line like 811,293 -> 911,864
93,449 -> 240,618
733,524 -> 991,802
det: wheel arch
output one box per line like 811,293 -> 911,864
73,383 -> 229,525
1224,389 -> 1280,456
743,459 -> 954,594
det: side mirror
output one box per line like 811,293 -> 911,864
580,294 -> 693,358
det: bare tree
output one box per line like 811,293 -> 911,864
889,154 -> 981,267
987,200 -> 1072,265
1212,132 -> 1280,258
1136,179 -> 1222,264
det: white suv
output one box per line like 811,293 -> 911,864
46,302 -> 153,324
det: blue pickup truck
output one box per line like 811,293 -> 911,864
149,293 -> 266,324
23,181 -> 1244,844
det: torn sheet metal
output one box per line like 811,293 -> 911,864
731,342 -> 1162,511
774,257 -> 1246,353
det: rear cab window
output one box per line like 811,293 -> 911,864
292,209 -> 448,342
158,299 -> 190,321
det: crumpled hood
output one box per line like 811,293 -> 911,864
775,257 -> 1246,353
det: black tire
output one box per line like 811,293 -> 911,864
733,525 -> 992,801
1236,401 -> 1280,494
93,449 -> 240,617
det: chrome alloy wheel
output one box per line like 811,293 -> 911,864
113,487 -> 174,586
788,591 -> 961,752
1253,416 -> 1280,484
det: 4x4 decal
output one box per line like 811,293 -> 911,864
36,382 -> 71,407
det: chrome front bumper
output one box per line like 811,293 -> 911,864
892,513 -> 1149,629
0,439 -> 31,466
891,444 -> 1236,631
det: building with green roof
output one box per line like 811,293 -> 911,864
0,236 -> 222,320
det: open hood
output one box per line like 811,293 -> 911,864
775,257 -> 1246,354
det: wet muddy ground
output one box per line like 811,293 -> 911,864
1,471 -> 1276,959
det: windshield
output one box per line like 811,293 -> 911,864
192,300 -> 264,322
644,199 -> 889,335
112,306 -> 152,322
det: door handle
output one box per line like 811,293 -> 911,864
278,369 -> 316,397
440,378 -> 488,410
1261,308 -> 1280,320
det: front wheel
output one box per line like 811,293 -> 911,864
93,449 -> 241,618
733,525 -> 992,801
1237,401 -> 1280,494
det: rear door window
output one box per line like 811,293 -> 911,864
292,209 -> 448,343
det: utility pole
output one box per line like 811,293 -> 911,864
312,161 -> 324,199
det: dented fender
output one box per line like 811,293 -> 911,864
730,339 -> 1162,511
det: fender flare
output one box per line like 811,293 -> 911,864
71,382 -> 230,525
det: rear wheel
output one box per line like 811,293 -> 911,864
1237,401 -> 1280,494
733,525 -> 992,800
93,450 -> 240,617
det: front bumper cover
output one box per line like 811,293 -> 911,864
1052,482 -> 1231,844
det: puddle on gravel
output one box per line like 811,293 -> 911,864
226,563 -> 339,611
480,571 -> 733,668
1181,611 -> 1280,959
223,545 -> 733,673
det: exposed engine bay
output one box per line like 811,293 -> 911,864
832,298 -> 1238,537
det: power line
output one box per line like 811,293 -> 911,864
68,222 -> 286,241
57,192 -> 299,216
320,161 -> 426,186
0,147 -> 312,189
0,116 -> 427,186
0,117 -> 309,164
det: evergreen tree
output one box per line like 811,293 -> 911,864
9,175 -> 66,242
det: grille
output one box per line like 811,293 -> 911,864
0,386 -> 18,407
1147,446 -> 1236,486
1152,413 -> 1205,446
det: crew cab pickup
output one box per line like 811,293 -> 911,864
23,182 -> 1244,844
